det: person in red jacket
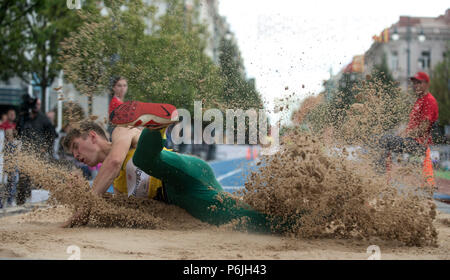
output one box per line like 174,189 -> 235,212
107,77 -> 128,137
377,72 -> 439,172
0,108 -> 16,130
108,77 -> 128,116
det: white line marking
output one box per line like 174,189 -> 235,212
217,168 -> 243,182
222,186 -> 244,189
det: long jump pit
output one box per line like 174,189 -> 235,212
0,205 -> 449,260
1,141 -> 449,260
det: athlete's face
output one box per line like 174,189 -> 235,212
70,133 -> 101,167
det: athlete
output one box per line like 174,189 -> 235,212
62,102 -> 271,232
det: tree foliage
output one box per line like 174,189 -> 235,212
430,46 -> 450,127
61,0 -> 262,117
371,53 -> 395,87
62,0 -> 214,116
0,0 -> 99,112
218,37 -> 262,110
310,53 -> 400,134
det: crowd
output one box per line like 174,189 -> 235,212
0,94 -> 98,208
0,76 -> 131,208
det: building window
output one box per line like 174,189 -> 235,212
418,51 -> 431,69
390,51 -> 399,71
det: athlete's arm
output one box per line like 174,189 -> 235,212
91,127 -> 134,195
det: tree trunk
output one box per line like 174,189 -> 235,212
40,83 -> 47,113
88,93 -> 93,116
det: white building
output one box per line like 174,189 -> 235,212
364,9 -> 450,90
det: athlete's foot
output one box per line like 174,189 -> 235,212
110,101 -> 179,129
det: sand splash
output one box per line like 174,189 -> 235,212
245,76 -> 438,246
5,146 -> 209,231
241,133 -> 437,246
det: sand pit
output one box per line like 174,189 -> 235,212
1,140 -> 449,259
0,206 -> 449,260
1,125 -> 447,259
0,145 -> 449,259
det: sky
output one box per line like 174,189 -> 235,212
217,0 -> 449,123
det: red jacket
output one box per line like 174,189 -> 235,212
0,121 -> 16,130
406,92 -> 438,145
108,96 -> 124,116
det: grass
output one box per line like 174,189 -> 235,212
435,170 -> 450,180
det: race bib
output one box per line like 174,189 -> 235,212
125,159 -> 150,198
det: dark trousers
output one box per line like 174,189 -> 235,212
16,173 -> 31,205
377,135 -> 426,172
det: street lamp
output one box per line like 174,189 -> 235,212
392,27 -> 400,41
418,30 -> 426,42
391,17 -> 426,82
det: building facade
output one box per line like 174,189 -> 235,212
364,9 -> 450,90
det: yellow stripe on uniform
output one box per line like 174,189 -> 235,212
113,128 -> 170,199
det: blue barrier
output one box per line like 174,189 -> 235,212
433,193 -> 450,203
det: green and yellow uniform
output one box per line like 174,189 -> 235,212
113,129 -> 170,202
132,129 -> 272,232
113,148 -> 168,202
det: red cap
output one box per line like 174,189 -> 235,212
410,72 -> 430,83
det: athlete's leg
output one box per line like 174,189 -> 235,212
133,129 -> 212,188
111,101 -> 272,231
133,128 -> 270,232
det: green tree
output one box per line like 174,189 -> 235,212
0,1 -> 99,112
0,0 -> 37,81
371,53 -> 395,87
430,46 -> 450,128
61,0 -> 224,116
216,35 -> 263,143
218,36 -> 262,110
324,71 -> 361,130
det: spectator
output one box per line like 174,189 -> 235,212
108,77 -> 128,116
16,95 -> 57,156
46,111 -> 55,126
107,77 -> 128,137
0,129 -> 19,208
377,72 -> 439,172
0,108 -> 17,130
15,95 -> 58,205
0,112 -> 7,126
